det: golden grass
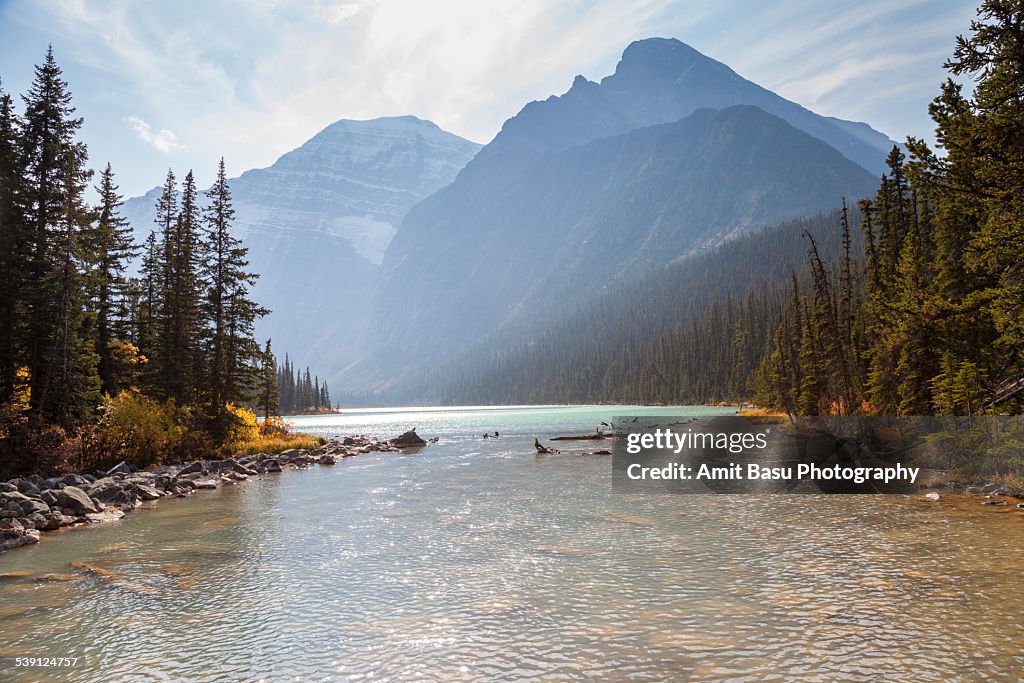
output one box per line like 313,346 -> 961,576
738,407 -> 786,417
231,432 -> 326,456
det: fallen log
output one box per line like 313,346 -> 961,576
534,438 -> 559,454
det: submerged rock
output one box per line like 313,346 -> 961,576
84,507 -> 126,524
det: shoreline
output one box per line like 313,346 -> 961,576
0,431 -> 426,553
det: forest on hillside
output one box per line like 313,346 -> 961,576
439,1 -> 1024,417
0,51 -> 329,477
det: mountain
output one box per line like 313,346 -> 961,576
121,116 -> 481,376
364,102 -> 881,389
362,39 -> 898,392
436,208 -> 864,406
456,37 -> 894,185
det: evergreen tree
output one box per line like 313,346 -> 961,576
85,163 -> 138,395
202,158 -> 266,439
19,47 -> 97,425
257,339 -> 279,419
137,230 -> 161,371
0,80 -> 28,404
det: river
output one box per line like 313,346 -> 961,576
0,405 -> 1022,681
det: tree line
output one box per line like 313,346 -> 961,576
755,1 -> 1023,416
267,353 -> 333,416
432,210 -> 856,406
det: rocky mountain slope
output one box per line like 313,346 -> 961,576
121,116 -> 481,377
361,40 -> 895,389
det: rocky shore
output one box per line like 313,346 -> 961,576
0,430 -> 428,553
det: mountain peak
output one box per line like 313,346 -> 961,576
608,37 -> 738,86
317,115 -> 450,139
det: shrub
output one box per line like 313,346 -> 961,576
96,391 -> 182,468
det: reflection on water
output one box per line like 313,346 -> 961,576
0,405 -> 1022,681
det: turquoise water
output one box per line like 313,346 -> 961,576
0,405 -> 1022,682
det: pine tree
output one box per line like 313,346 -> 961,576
85,163 -> 138,395
137,230 -> 161,371
0,79 -> 28,404
257,339 -> 279,419
19,47 -> 98,425
202,158 -> 267,439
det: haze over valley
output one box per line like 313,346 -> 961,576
122,38 -> 898,401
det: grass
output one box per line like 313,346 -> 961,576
738,407 -> 787,417
231,432 -> 326,456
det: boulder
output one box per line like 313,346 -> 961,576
318,454 -> 337,465
40,490 -> 58,506
10,478 -> 39,496
104,461 -> 132,477
390,429 -> 427,449
193,479 -> 219,490
133,483 -> 163,501
178,461 -> 207,476
232,461 -> 258,476
89,482 -> 139,509
18,498 -> 51,516
0,482 -> 16,493
59,473 -> 90,488
37,512 -> 63,531
168,482 -> 194,497
53,486 -> 100,515
25,512 -> 49,529
0,490 -> 32,506
264,459 -> 282,473
0,525 -> 39,552
84,507 -> 125,524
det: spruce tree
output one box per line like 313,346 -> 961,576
86,163 -> 138,395
202,158 -> 266,439
257,339 -> 279,420
0,80 -> 27,404
19,47 -> 97,425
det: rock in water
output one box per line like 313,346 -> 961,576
390,429 -> 427,449
0,525 -> 39,551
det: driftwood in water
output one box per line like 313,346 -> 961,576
551,433 -> 608,441
534,438 -> 559,454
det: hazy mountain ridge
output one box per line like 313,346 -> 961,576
121,116 -> 481,376
364,39 -> 895,389
372,106 -> 877,362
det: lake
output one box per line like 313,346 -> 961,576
1,405 -> 1022,681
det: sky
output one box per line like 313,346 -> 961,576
0,0 -> 978,198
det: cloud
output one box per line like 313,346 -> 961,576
125,116 -> 186,153
0,0 -> 978,195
